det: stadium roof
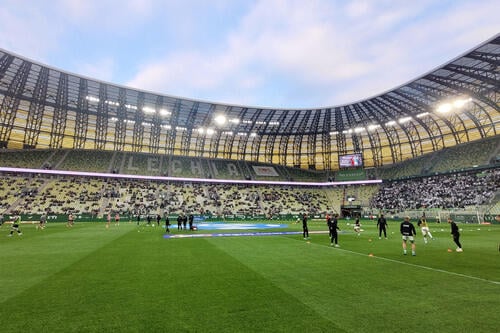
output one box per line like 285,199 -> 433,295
0,33 -> 498,170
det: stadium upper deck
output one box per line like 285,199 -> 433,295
0,34 -> 498,171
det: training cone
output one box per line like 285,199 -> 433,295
368,253 -> 374,257
447,248 -> 452,252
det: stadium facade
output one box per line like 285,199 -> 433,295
0,34 -> 498,172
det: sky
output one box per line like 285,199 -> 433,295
1,0 -> 499,109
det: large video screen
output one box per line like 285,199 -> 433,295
339,153 -> 363,168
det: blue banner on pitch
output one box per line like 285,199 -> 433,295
164,231 -> 301,239
196,223 -> 288,230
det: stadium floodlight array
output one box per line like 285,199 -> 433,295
0,167 -> 382,187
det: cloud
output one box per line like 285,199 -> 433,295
127,0 -> 380,105
57,0 -> 155,30
4,0 -> 497,108
75,57 -> 116,82
338,0 -> 500,103
126,47 -> 266,106
344,1 -> 371,18
0,2 -> 64,62
65,0 -> 500,107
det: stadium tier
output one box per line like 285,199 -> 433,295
1,166 -> 497,223
374,135 -> 500,180
0,172 -> 336,218
0,149 -> 329,181
372,168 -> 499,211
0,135 -> 498,181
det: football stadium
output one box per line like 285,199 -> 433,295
0,25 -> 499,333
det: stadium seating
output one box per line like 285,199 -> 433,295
0,149 -> 54,168
1,167 -> 498,220
285,167 -> 325,182
0,174 -> 31,212
376,155 -> 427,180
57,150 -> 114,172
19,177 -> 104,215
430,137 -> 499,174
374,136 -> 500,180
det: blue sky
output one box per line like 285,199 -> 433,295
1,0 -> 499,108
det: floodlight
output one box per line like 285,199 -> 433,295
214,114 -> 227,126
437,103 -> 452,113
159,109 -> 171,116
85,95 -> 99,103
453,98 -> 472,108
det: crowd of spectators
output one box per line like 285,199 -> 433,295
371,168 -> 499,212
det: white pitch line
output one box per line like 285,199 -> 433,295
334,247 -> 500,286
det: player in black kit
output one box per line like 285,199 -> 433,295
182,214 -> 187,230
377,214 -> 388,239
165,215 -> 170,233
329,214 -> 340,247
400,216 -> 416,256
326,214 -> 332,237
177,214 -> 182,230
448,217 -> 463,252
302,214 -> 309,240
188,214 -> 194,230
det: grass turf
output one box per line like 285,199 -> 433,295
0,220 -> 499,332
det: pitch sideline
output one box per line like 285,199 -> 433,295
334,246 -> 500,286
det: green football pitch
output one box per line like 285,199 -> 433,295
1,220 -> 499,332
